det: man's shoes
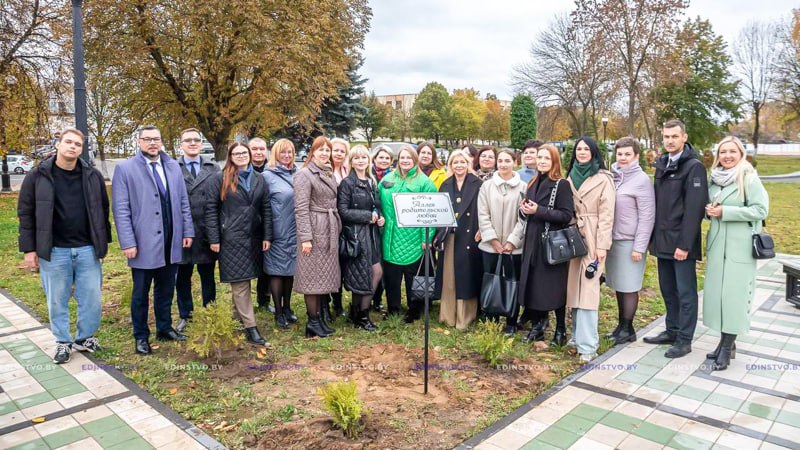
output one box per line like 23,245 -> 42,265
156,329 -> 187,342
53,343 -> 72,364
135,339 -> 152,355
74,337 -> 101,353
176,319 -> 189,333
503,325 -> 517,337
643,331 -> 676,345
664,343 -> 692,358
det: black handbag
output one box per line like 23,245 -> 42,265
480,254 -> 518,317
338,225 -> 361,259
540,179 -> 588,265
411,251 -> 436,301
752,221 -> 775,259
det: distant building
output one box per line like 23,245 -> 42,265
376,93 -> 511,114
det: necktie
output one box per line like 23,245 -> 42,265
190,162 -> 197,178
150,162 -> 166,198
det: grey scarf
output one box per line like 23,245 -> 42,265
710,167 -> 736,187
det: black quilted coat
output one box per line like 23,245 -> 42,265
337,171 -> 383,295
204,171 -> 272,283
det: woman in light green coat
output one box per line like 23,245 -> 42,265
704,136 -> 768,372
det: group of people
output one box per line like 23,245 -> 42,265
18,118 -> 768,373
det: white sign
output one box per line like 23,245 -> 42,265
392,192 -> 457,228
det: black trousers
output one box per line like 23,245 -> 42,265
256,272 -> 271,307
657,257 -> 699,345
175,262 -> 216,318
481,252 -> 522,324
383,257 -> 423,312
131,264 -> 178,340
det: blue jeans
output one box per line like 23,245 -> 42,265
572,308 -> 599,355
39,246 -> 103,344
131,265 -> 178,339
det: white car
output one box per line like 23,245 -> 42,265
7,155 -> 34,174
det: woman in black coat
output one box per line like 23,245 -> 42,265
337,145 -> 385,331
518,144 -> 574,346
433,149 -> 484,330
205,142 -> 272,346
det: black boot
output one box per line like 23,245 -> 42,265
613,319 -> 636,345
404,301 -> 422,323
284,306 -> 298,324
713,333 -> 737,371
372,297 -> 384,312
320,300 -> 334,328
319,308 -> 336,335
245,327 -> 267,346
522,318 -> 548,343
355,308 -> 377,331
332,293 -> 345,318
706,337 -> 736,360
550,325 -> 567,347
305,314 -> 331,338
605,321 -> 623,339
349,302 -> 359,324
275,308 -> 289,329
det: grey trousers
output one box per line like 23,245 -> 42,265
230,280 -> 257,328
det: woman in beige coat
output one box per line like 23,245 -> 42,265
294,136 -> 342,338
565,137 -> 615,362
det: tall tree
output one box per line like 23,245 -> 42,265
318,55 -> 367,138
482,97 -> 510,145
732,21 -> 781,151
357,92 -> 389,147
86,0 -> 372,160
448,88 -> 485,144
775,10 -> 800,119
411,82 -> 451,144
86,65 -> 137,176
652,18 -> 740,149
386,108 -> 412,142
510,94 -> 537,149
573,0 -> 687,134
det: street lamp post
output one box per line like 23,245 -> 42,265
1,76 -> 16,192
71,0 -> 90,163
602,117 -> 609,166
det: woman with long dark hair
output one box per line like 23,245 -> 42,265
518,144 -> 574,345
294,136 -> 342,337
565,137 -> 615,362
262,139 -> 299,329
205,142 -> 272,346
417,142 -> 447,188
474,146 -> 497,182
338,145 -> 384,331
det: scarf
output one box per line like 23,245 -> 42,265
238,165 -> 253,191
569,160 -> 599,191
477,169 -> 495,182
710,166 -> 737,188
373,164 -> 391,183
311,159 -> 334,176
419,163 -> 434,177
611,160 -> 641,189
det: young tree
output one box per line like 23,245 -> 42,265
86,67 -> 136,177
411,82 -> 451,144
318,55 -> 368,138
357,92 -> 389,147
652,18 -> 741,149
732,21 -> 781,151
86,0 -> 372,160
510,94 -> 537,149
386,108 -> 412,142
482,97 -> 510,145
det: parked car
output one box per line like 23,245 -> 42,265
371,142 -> 417,158
200,142 -> 216,161
8,155 -> 34,174
34,145 -> 56,160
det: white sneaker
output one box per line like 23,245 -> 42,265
579,353 -> 597,363
74,337 -> 101,353
567,336 -> 576,347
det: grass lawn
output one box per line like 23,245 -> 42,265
0,180 -> 794,448
754,155 -> 800,176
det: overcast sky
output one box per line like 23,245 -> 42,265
361,0 -> 798,100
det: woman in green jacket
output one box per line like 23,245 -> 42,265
704,136 -> 768,371
378,145 -> 438,322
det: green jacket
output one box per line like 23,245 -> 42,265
378,167 -> 438,265
703,171 -> 769,335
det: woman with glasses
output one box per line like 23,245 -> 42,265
474,146 -> 497,182
205,142 -> 272,346
517,140 -> 543,183
294,136 -> 342,337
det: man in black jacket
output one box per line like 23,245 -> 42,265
249,137 -> 274,313
18,128 -> 111,364
174,128 -> 220,332
644,119 -> 708,358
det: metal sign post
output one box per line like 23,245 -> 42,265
392,192 -> 457,394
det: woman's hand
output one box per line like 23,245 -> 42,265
502,242 -> 516,253
210,244 -> 220,253
631,251 -> 642,262
520,200 -> 538,215
596,248 -> 607,264
705,204 -> 723,218
371,211 -> 379,223
301,241 -> 312,256
263,240 -> 271,251
377,216 -> 385,227
490,239 -> 504,254
474,230 -> 481,242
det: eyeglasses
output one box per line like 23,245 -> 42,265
140,137 -> 162,143
250,147 -> 267,151
182,138 -> 202,143
231,152 -> 250,157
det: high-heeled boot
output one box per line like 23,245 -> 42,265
706,337 -> 736,360
305,314 -> 332,338
355,308 -> 377,331
550,324 -> 567,347
612,319 -> 636,345
712,333 -> 737,371
522,318 -> 549,343
320,299 -> 335,331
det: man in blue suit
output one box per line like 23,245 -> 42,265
112,125 -> 194,355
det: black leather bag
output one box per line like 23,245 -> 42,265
540,179 -> 588,265
411,251 -> 436,301
480,254 -> 518,317
338,225 -> 361,259
752,221 -> 775,259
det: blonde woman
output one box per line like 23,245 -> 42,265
331,138 -> 350,185
703,136 -> 768,371
337,145 -> 384,330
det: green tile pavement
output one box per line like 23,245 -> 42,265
600,410 -> 642,433
0,314 -> 11,328
570,403 -> 609,422
13,391 -> 55,410
106,437 -> 155,450
645,377 -> 681,393
632,420 -> 678,445
740,400 -> 779,420
552,414 -> 595,436
521,439 -> 561,450
82,414 -> 128,435
532,426 -> 582,449
674,384 -> 712,402
8,438 -> 49,450
0,400 -> 18,415
616,369 -> 652,385
705,392 -> 744,411
775,408 -> 800,426
668,432 -> 715,450
41,426 -> 89,448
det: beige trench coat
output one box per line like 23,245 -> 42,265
566,170 -> 616,311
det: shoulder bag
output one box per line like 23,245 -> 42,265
540,179 -> 588,265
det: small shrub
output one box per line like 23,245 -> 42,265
473,319 -> 514,366
186,300 -> 242,360
319,381 -> 364,438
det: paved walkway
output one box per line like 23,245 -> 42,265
461,257 -> 800,450
0,290 -> 224,450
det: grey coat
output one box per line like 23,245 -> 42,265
294,161 -> 342,294
178,156 -> 220,265
262,165 -> 297,276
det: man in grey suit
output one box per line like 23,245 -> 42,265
112,125 -> 194,355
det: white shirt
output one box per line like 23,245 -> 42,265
668,150 -> 683,166
148,158 -> 167,190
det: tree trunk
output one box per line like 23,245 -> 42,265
628,86 -> 637,135
752,101 -> 761,151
